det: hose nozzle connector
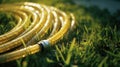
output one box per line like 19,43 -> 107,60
38,40 -> 51,51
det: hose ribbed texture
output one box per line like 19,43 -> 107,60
0,2 -> 75,63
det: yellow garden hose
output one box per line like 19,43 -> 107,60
0,2 -> 75,63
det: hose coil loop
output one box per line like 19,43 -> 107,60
0,2 -> 75,63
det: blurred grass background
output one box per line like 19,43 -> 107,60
0,0 -> 120,67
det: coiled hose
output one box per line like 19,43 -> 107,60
0,2 -> 75,63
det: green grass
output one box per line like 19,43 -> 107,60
0,0 -> 120,67
0,12 -> 16,35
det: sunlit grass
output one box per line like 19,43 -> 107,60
0,0 -> 120,67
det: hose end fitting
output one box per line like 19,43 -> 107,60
38,40 -> 51,51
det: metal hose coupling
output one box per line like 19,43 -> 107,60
38,40 -> 51,51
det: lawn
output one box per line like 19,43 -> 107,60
0,0 -> 120,67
